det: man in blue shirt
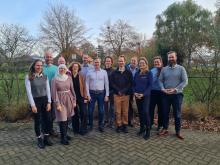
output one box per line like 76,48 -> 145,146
159,51 -> 188,140
149,56 -> 163,131
86,58 -> 109,132
126,56 -> 139,127
43,51 -> 58,137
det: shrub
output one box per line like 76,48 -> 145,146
182,102 -> 208,122
0,100 -> 30,122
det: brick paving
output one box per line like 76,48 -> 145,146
0,122 -> 219,165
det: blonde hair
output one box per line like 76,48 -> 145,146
138,57 -> 149,74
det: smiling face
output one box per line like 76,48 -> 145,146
154,58 -> 162,68
59,67 -> 67,75
44,52 -> 53,65
34,61 -> 43,73
130,57 -> 138,68
168,52 -> 177,65
83,54 -> 89,64
139,59 -> 147,70
118,56 -> 125,68
105,57 -> 112,68
94,58 -> 101,70
58,57 -> 66,65
72,63 -> 79,73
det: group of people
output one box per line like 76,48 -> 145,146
25,50 -> 188,149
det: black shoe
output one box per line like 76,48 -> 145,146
143,128 -> 150,140
44,135 -> 53,146
37,137 -> 45,149
79,129 -> 88,135
61,137 -> 69,145
137,127 -> 145,136
99,127 -> 104,133
88,126 -> 93,132
50,130 -> 59,137
157,126 -> 162,131
122,125 -> 128,133
116,126 -> 121,133
66,135 -> 72,141
128,122 -> 133,127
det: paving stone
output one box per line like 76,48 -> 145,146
0,121 -> 219,165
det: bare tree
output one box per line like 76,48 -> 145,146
40,3 -> 86,61
0,24 -> 35,105
98,19 -> 139,57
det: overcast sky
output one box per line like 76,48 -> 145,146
0,0 -> 217,46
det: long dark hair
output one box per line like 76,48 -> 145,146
28,59 -> 43,80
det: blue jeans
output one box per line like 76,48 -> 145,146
162,93 -> 183,133
88,91 -> 105,128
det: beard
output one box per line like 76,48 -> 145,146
168,60 -> 177,67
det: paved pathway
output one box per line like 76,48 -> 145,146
0,122 -> 219,165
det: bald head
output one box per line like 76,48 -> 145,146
44,51 -> 53,65
58,56 -> 66,65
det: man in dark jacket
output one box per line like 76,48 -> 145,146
104,56 -> 115,128
111,55 -> 133,133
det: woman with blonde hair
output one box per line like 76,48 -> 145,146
133,57 -> 153,140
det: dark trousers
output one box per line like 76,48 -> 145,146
162,93 -> 183,133
128,94 -> 134,124
88,91 -> 105,128
48,99 -> 55,134
104,94 -> 114,125
149,90 -> 163,128
136,96 -> 151,129
72,97 -> 87,133
33,96 -> 51,137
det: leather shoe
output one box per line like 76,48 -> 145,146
176,133 -> 184,140
157,129 -> 168,136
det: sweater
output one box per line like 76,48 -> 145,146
133,70 -> 153,96
159,64 -> 188,93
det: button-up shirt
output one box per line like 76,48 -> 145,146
81,63 -> 94,77
86,68 -> 109,97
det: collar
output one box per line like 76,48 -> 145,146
168,64 -> 177,68
34,73 -> 43,78
118,67 -> 125,72
72,72 -> 78,78
83,63 -> 89,67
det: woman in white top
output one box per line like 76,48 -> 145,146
25,59 -> 52,149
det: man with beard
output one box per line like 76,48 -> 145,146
158,51 -> 188,140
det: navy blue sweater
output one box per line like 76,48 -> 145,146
133,70 -> 153,96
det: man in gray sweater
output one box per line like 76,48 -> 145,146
159,51 -> 188,140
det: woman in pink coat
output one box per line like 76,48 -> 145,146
51,64 -> 76,145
